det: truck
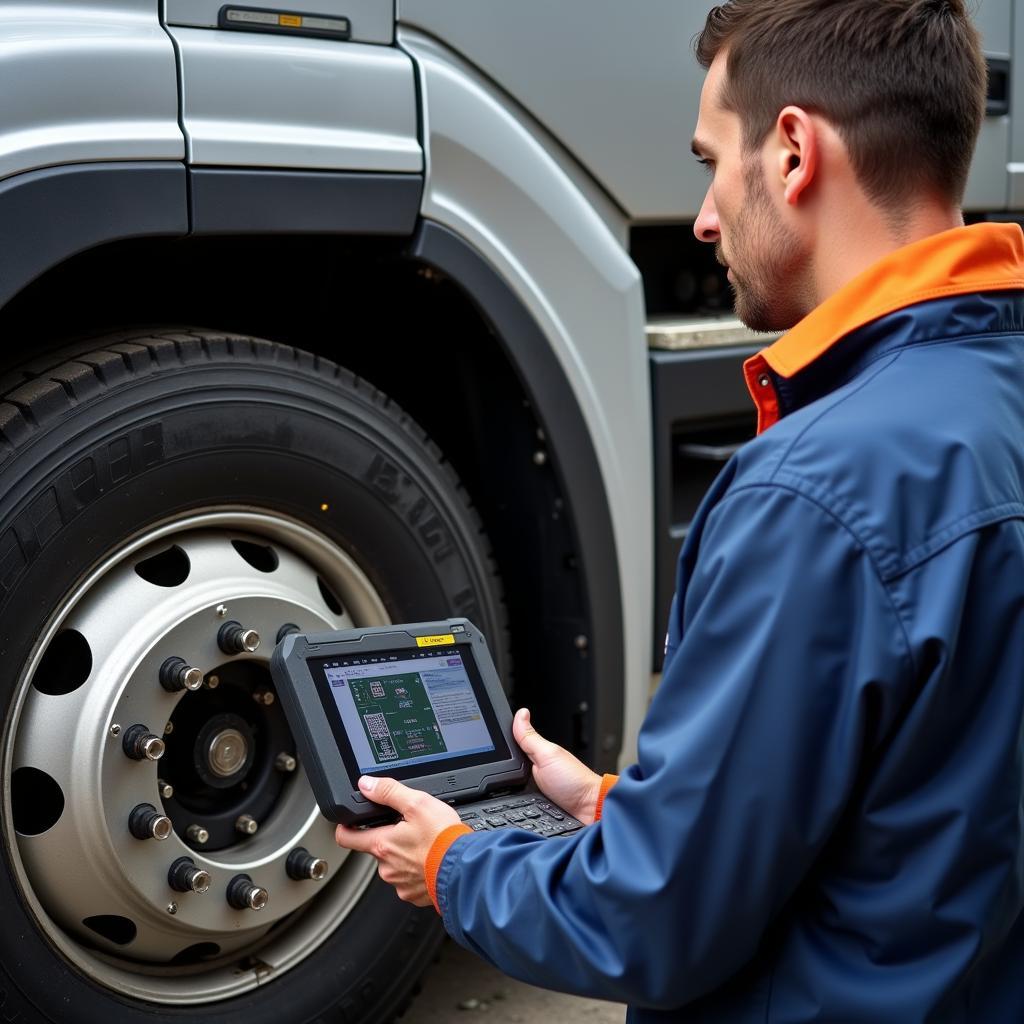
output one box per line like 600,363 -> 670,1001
0,1 -> 1015,1021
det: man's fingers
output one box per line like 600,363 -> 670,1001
335,821 -> 393,854
513,707 -> 558,763
358,775 -> 422,816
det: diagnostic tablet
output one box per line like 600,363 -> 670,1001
271,619 -> 552,827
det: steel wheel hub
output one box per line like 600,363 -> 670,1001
3,511 -> 386,1004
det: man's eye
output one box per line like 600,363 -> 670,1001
697,158 -> 714,176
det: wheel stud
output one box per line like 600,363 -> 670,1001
158,779 -> 174,800
274,752 -> 296,773
252,688 -> 275,706
276,623 -> 300,643
159,656 -> 204,692
123,724 -> 165,761
187,824 -> 210,845
129,803 -> 172,841
218,621 -> 260,655
286,847 -> 328,881
226,874 -> 269,911
235,814 -> 259,836
168,856 -> 211,894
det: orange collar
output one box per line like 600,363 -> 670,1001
744,222 -> 1024,433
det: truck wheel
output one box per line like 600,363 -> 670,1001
0,330 -> 506,1023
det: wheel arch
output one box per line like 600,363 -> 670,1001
0,165 -> 624,769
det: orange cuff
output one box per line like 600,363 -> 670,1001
594,773 -> 619,821
424,823 -> 473,913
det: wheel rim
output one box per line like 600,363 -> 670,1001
2,509 -> 386,1005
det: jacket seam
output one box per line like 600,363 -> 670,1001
766,354 -> 901,483
889,502 -> 1024,578
711,481 -> 918,680
850,325 -> 1024,376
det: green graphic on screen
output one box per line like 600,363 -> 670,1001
347,672 -> 448,764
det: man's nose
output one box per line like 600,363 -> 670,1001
694,187 -> 720,244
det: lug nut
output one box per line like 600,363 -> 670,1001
226,874 -> 269,911
158,779 -> 174,800
276,623 -> 301,644
218,621 -> 260,655
168,856 -> 211,894
286,847 -> 328,881
274,752 -> 297,773
159,656 -> 204,693
186,824 -> 209,845
123,724 -> 165,762
235,814 -> 259,836
129,803 -> 173,841
252,688 -> 275,706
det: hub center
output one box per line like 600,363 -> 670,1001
207,728 -> 249,778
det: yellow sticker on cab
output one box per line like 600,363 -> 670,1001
416,634 -> 455,647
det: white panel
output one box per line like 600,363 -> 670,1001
166,0 -> 394,45
172,28 -> 421,171
402,29 -> 652,764
0,2 -> 183,182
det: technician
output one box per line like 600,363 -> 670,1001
336,1 -> 1024,1019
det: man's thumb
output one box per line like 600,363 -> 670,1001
513,708 -> 551,762
359,775 -> 414,814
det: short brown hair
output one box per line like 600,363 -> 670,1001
696,0 -> 987,209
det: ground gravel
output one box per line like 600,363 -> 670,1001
404,939 -> 626,1024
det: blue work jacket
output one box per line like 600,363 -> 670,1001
434,223 -> 1024,1021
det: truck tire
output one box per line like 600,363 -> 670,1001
0,329 -> 506,1023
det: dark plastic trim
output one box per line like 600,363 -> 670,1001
0,163 -> 426,311
649,346 -> 757,668
409,219 -> 624,768
986,56 -> 1010,117
0,162 -> 188,311
189,168 -> 423,235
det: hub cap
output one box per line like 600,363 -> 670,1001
2,511 -> 386,1005
207,728 -> 249,779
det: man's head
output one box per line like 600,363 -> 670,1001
691,0 -> 987,331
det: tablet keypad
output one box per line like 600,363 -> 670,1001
457,795 -> 583,836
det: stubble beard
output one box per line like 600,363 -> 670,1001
726,161 -> 811,333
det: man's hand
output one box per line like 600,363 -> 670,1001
334,776 -> 461,906
514,707 -> 604,825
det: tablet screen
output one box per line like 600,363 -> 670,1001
309,644 -> 511,783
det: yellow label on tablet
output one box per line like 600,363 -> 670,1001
417,634 -> 455,647
278,14 -> 302,26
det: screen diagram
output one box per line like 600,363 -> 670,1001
347,672 -> 447,763
324,651 -> 495,773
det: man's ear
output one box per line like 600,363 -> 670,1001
774,105 -> 818,206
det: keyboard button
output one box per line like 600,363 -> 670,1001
470,821 -> 489,831
524,808 -> 542,819
459,811 -> 478,820
520,821 -> 537,831
485,816 -> 507,828
505,810 -> 526,822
